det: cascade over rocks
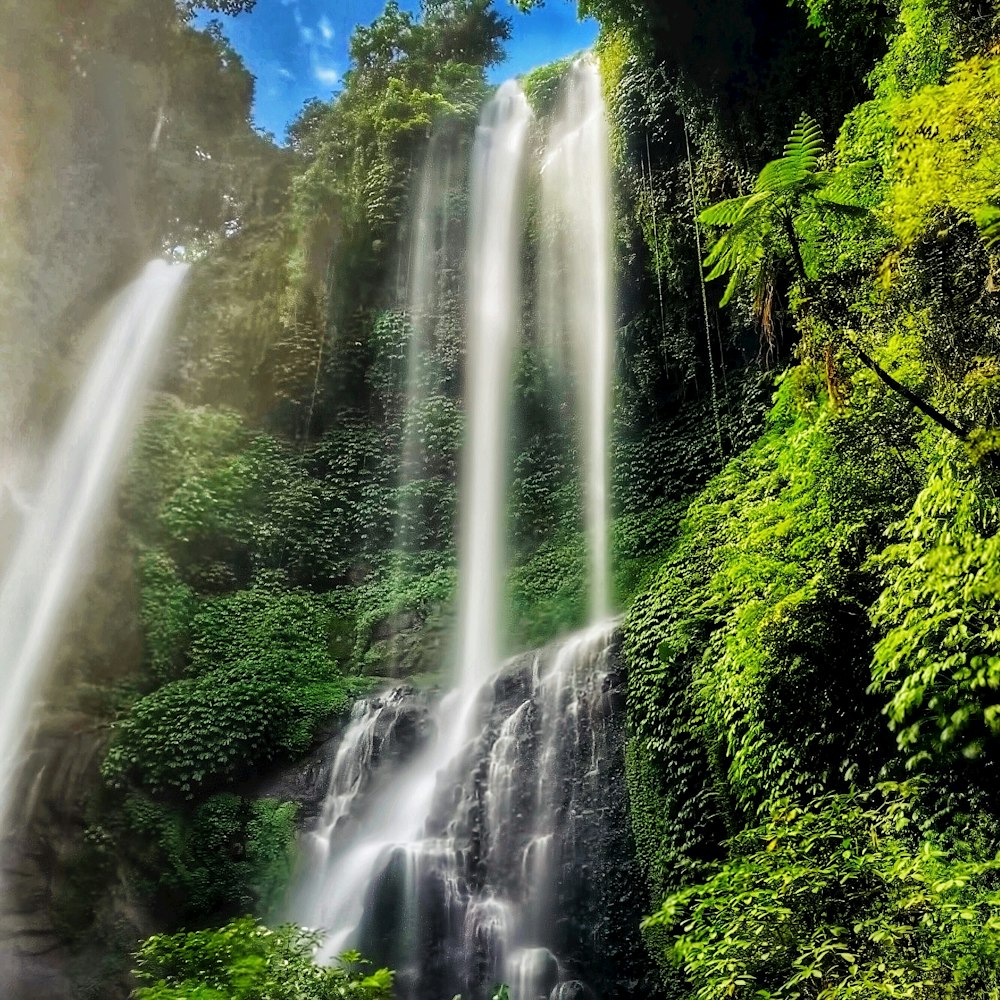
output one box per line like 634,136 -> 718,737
292,627 -> 660,1000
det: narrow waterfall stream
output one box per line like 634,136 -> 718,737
397,133 -> 463,556
458,79 -> 534,690
0,261 -> 188,829
540,59 -> 615,620
290,64 -> 632,1000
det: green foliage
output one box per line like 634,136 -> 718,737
870,462 -> 1000,760
623,366 -> 922,949
645,786 -> 1000,1000
868,0 -> 964,98
126,400 -> 402,589
180,1 -> 257,16
124,402 -> 251,543
789,0 -> 885,48
119,795 -> 297,919
521,58 -> 573,116
508,540 -> 587,650
886,53 -> 1000,247
699,114 -> 873,309
350,560 -> 457,677
138,550 -> 199,682
281,0 -> 507,354
104,583 -> 365,796
132,917 -> 393,1000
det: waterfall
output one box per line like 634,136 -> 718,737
290,64 -> 632,1000
295,622 -> 639,1000
290,82 -> 534,958
398,133 -> 460,557
540,58 -> 615,620
0,260 -> 188,828
457,80 -> 533,690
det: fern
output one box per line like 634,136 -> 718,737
782,114 -> 825,173
699,195 -> 752,227
756,115 -> 826,193
698,114 -> 877,310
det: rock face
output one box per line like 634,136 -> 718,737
289,625 -> 663,1000
0,713 -> 145,1000
249,688 -> 438,826
0,518 -> 147,1000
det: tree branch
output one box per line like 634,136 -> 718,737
844,336 -> 969,441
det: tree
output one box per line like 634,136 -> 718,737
699,115 -> 866,312
179,0 -> 257,15
700,114 -> 970,440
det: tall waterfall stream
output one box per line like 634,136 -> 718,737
0,262 -> 188,829
289,62 -> 641,1000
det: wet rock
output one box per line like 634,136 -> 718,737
550,980 -> 596,1000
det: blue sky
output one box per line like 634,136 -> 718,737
194,0 -> 598,141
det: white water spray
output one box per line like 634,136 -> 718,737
458,80 -> 533,689
0,260 -> 188,827
540,59 -> 615,619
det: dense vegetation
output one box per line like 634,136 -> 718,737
6,0 -> 1000,996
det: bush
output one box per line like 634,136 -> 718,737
132,917 -> 393,1000
105,583 -> 367,796
120,795 -> 298,919
645,785 -> 1000,1000
870,461 -> 1000,761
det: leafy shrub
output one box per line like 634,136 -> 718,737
105,584 -> 366,796
120,795 -> 297,919
870,462 -> 1000,760
887,53 -> 1000,247
139,550 -> 199,682
123,403 -> 250,543
132,917 -> 393,1000
623,369 -> 916,919
645,785 -> 1000,1000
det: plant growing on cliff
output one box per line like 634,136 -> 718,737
132,917 -> 393,999
699,114 -> 868,313
645,786 -> 1000,1000
700,114 -> 972,441
870,462 -> 1000,761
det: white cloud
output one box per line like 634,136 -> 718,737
281,1 -> 340,91
313,63 -> 339,85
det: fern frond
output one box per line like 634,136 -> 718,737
756,157 -> 807,193
704,235 -> 741,276
719,267 -> 743,307
783,114 -> 825,173
699,195 -> 752,227
757,159 -> 828,196
702,209 -> 769,273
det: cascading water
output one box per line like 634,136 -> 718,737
0,260 -> 188,828
458,79 -> 533,690
540,58 -> 615,620
397,134 -> 460,555
289,66 -> 643,1000
291,82 -> 534,958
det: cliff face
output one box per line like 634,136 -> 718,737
0,715 -> 161,1000
0,517 -> 146,1000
